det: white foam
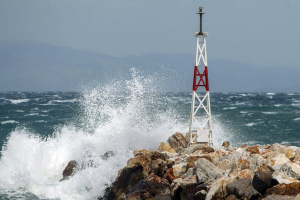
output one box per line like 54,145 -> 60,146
0,69 -> 188,199
294,118 -> 300,121
267,93 -> 275,95
9,99 -> 30,104
54,99 -> 79,103
245,123 -> 256,127
1,120 -> 19,125
0,69 -> 230,199
223,107 -> 237,110
240,111 -> 248,114
262,112 -> 277,115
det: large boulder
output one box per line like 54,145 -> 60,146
195,158 -> 225,183
59,160 -> 80,182
252,171 -> 278,195
158,142 -> 176,153
216,159 -> 234,171
187,155 -> 213,168
133,149 -> 168,161
264,182 -> 300,196
272,171 -> 299,184
246,146 -> 260,154
126,173 -> 171,200
226,178 -> 261,199
267,153 -> 291,171
113,155 -> 152,197
280,162 -> 300,179
247,154 -> 268,173
172,163 -> 188,178
205,177 -> 237,200
151,159 -> 166,177
167,132 -> 188,152
179,144 -> 214,156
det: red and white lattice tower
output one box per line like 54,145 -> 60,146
188,6 -> 213,147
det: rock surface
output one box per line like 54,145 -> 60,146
56,132 -> 300,200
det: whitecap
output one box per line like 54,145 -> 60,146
263,111 -> 278,114
223,107 -> 237,110
275,104 -> 282,107
53,99 -> 79,103
24,113 -> 39,116
240,111 -> 248,114
1,120 -> 19,125
267,93 -> 275,95
245,123 -> 256,126
9,99 -> 30,104
294,118 -> 300,121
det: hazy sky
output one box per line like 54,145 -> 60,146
1,0 -> 300,69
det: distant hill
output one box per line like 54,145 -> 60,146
0,41 -> 299,92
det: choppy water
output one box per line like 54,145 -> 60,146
0,71 -> 299,199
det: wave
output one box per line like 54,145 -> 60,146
53,99 -> 79,103
8,99 -> 30,104
0,69 -> 230,199
223,107 -> 237,110
262,112 -> 278,115
1,120 -> 19,125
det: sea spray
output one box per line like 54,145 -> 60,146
0,69 -> 194,199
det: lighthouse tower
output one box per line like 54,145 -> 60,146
188,6 -> 213,147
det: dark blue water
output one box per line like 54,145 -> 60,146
0,90 -> 299,200
1,92 -> 299,148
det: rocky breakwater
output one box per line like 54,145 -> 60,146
60,132 -> 300,199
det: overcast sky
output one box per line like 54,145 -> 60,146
1,0 -> 300,69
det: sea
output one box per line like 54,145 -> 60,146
0,70 -> 299,199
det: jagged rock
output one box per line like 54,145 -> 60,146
166,158 -> 175,169
280,162 -> 300,179
286,149 -> 296,160
98,186 -> 116,200
158,142 -> 176,153
59,160 -> 79,182
163,168 -> 176,184
133,149 -> 168,161
216,159 -> 234,171
267,153 -> 291,171
225,194 -> 238,200
185,183 -> 209,200
187,155 -> 213,168
220,148 -> 250,163
151,159 -> 166,177
226,178 -> 261,199
264,182 -> 300,196
172,163 -> 188,178
222,141 -> 230,148
167,132 -> 188,152
272,171 -> 299,184
262,195 -> 297,200
113,155 -> 152,197
205,177 -> 237,200
252,171 -> 278,195
100,151 -> 115,160
179,144 -> 214,156
126,173 -> 170,200
246,146 -> 260,154
195,158 -> 225,183
237,169 -> 254,179
293,149 -> 300,162
237,158 -> 250,170
270,144 -> 296,160
247,154 -> 268,173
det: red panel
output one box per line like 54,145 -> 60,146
193,66 -> 209,92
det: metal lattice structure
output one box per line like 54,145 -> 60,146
188,7 -> 213,147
